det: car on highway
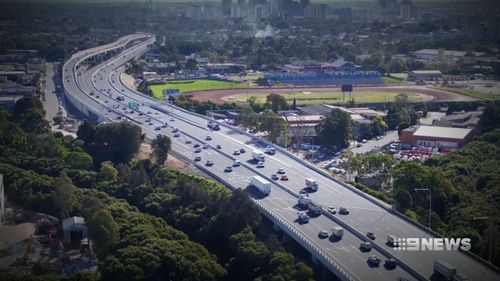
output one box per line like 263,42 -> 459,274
280,175 -> 289,181
239,148 -> 245,153
170,118 -> 175,122
366,232 -> 376,240
185,139 -> 192,144
385,258 -> 397,269
271,174 -> 279,180
194,156 -> 201,162
224,166 -> 233,172
154,127 -> 161,131
195,147 -> 201,153
206,136 -> 212,140
257,161 -> 264,168
339,207 -> 349,215
277,168 -> 285,174
172,128 -> 179,133
233,160 -> 241,167
318,230 -> 329,239
233,150 -> 240,155
327,206 -> 337,214
368,255 -> 381,266
216,145 -> 221,149
194,144 -> 200,148
203,144 -> 209,149
360,242 -> 372,251
173,133 -> 180,137
205,160 -> 214,166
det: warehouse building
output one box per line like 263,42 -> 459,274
408,70 -> 443,81
400,125 -> 476,148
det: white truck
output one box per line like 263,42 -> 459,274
250,176 -> 271,195
298,194 -> 312,207
252,149 -> 265,162
305,178 -> 319,191
298,211 -> 310,223
433,260 -> 457,280
332,226 -> 344,238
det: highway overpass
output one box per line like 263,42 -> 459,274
62,34 -> 500,281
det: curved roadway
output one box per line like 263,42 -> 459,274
63,34 -> 499,281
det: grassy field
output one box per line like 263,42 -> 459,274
382,76 -> 409,86
231,91 -> 421,105
438,86 -> 500,101
389,73 -> 408,79
149,79 -> 249,99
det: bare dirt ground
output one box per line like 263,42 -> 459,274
185,85 -> 479,104
137,143 -> 188,172
121,73 -> 138,90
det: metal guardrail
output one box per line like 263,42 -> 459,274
154,103 -> 500,274
107,36 -> 500,277
166,148 -> 357,281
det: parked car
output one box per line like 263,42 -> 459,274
206,136 -> 212,140
194,156 -> 201,162
240,148 -> 246,153
216,145 -> 221,149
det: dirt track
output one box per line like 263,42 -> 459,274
185,85 -> 479,104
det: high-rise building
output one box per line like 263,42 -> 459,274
400,0 -> 418,21
222,0 -> 232,16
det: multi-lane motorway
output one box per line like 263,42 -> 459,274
63,34 -> 499,281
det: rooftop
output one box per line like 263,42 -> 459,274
62,216 -> 85,229
413,49 -> 486,57
413,125 -> 473,139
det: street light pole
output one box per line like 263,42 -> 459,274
473,216 -> 492,263
415,188 -> 432,230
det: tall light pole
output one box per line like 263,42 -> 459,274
473,216 -> 492,263
415,188 -> 432,230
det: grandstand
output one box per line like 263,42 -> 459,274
266,71 -> 383,86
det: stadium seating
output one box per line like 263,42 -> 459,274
266,71 -> 383,86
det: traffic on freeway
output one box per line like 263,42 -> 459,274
63,34 -> 500,281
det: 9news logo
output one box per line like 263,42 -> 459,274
393,238 -> 472,251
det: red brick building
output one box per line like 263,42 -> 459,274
400,125 -> 476,148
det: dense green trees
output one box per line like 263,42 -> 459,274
315,108 -> 352,148
77,121 -> 143,165
0,102 -> 317,279
151,134 -> 171,166
265,93 -> 289,113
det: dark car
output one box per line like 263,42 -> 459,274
240,148 -> 246,153
280,175 -> 289,181
271,174 -> 279,180
368,255 -> 381,266
366,232 -> 376,240
385,258 -> 397,269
